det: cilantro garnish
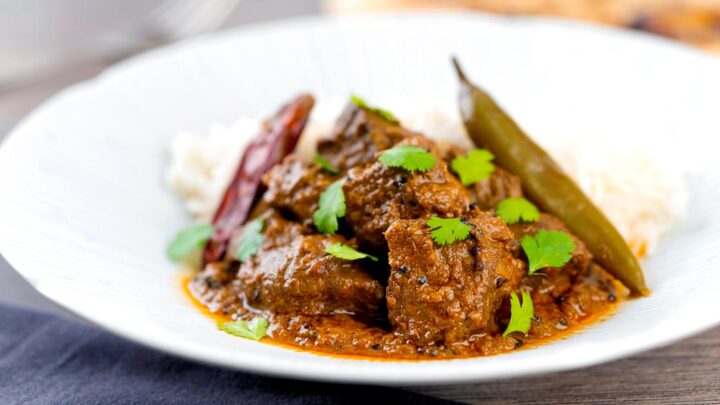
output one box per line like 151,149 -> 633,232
379,145 -> 436,172
235,218 -> 264,263
350,95 -> 398,123
325,242 -> 378,262
450,149 -> 495,186
427,216 -> 471,245
218,318 -> 269,340
520,230 -> 575,275
496,197 -> 540,224
313,180 -> 346,234
166,223 -> 214,262
313,154 -> 339,174
503,291 -> 534,336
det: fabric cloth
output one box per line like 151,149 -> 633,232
0,302 -> 453,404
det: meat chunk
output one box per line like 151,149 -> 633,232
468,167 -> 523,210
317,103 -> 416,170
443,143 -> 523,210
385,212 -> 526,346
237,228 -> 384,318
557,263 -> 624,322
506,213 -> 626,338
189,261 -> 243,316
509,213 -> 593,304
262,155 -> 335,223
344,136 -> 472,250
190,210 -> 304,316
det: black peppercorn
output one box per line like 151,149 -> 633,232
475,260 -> 484,271
206,278 -> 222,290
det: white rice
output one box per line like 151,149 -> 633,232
165,118 -> 259,220
165,100 -> 686,257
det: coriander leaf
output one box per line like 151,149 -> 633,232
427,216 -> 471,245
235,218 -> 264,263
520,230 -> 575,275
350,95 -> 398,123
325,242 -> 378,262
496,197 -> 540,224
313,154 -> 340,174
313,180 -> 346,234
218,317 -> 269,340
450,149 -> 495,186
379,145 -> 436,172
166,223 -> 214,262
503,291 -> 534,336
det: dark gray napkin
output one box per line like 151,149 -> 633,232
0,302 -> 454,404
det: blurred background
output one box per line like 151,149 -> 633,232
329,0 -> 720,53
2,0 -> 719,135
1,0 -> 719,312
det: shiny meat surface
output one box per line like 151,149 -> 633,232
190,210 -> 303,316
470,167 -> 524,210
510,213 -> 594,304
317,103 -> 416,170
262,155 -> 336,224
191,210 -> 384,319
237,231 -> 384,318
189,260 -> 243,316
385,212 -> 526,345
444,143 -> 523,210
344,136 -> 471,251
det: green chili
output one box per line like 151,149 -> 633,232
453,58 -> 648,295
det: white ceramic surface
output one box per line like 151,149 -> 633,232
1,13 -> 720,385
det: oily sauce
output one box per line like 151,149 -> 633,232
181,99 -> 630,361
182,273 -> 621,361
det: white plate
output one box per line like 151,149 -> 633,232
1,13 -> 720,385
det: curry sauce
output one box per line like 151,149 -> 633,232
182,94 -> 630,360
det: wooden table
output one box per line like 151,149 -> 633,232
1,2 -> 718,403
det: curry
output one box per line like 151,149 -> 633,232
171,59 -> 638,359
